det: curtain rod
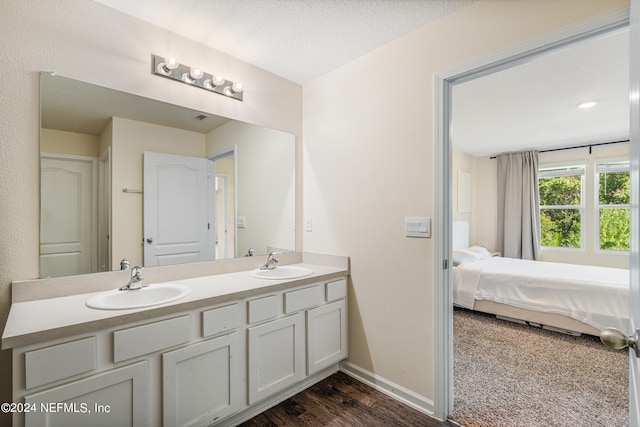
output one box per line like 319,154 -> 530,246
489,139 -> 629,159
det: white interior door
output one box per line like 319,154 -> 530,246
143,152 -> 213,267
40,153 -> 96,278
627,0 -> 640,423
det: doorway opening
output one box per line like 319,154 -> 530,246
210,147 -> 237,259
433,7 -> 631,423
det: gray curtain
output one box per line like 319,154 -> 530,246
496,150 -> 541,260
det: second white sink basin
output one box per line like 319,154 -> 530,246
86,283 -> 191,310
250,265 -> 313,280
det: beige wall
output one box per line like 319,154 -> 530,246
0,1 -> 301,422
207,121 -> 296,257
41,128 -> 101,157
302,0 -> 627,404
452,149 -> 499,251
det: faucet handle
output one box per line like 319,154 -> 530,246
131,266 -> 143,278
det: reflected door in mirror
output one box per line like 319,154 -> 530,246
143,152 -> 214,266
40,154 -> 97,277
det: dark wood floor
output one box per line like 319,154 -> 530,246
240,371 -> 456,427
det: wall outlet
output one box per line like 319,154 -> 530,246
304,217 -> 313,232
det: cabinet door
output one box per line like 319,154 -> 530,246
307,299 -> 347,375
163,332 -> 240,427
24,361 -> 148,427
247,313 -> 304,404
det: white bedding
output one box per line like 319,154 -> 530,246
453,256 -> 629,333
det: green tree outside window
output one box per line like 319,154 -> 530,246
539,170 -> 583,248
597,165 -> 630,251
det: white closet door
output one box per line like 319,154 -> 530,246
40,154 -> 96,278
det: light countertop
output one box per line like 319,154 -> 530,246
2,262 -> 348,350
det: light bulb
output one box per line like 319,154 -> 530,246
231,81 -> 243,93
189,67 -> 203,79
182,67 -> 203,84
157,56 -> 179,75
212,75 -> 225,86
578,100 -> 598,109
164,57 -> 179,70
204,74 -> 225,90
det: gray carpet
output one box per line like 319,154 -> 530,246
450,308 -> 628,427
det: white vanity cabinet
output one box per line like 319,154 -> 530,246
307,299 -> 347,375
162,303 -> 242,427
10,270 -> 348,427
163,332 -> 241,426
247,312 -> 305,404
245,278 -> 348,407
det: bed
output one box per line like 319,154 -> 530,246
452,221 -> 629,336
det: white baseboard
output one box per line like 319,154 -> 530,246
339,361 -> 435,417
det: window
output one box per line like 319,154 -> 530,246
596,160 -> 630,251
538,164 -> 584,248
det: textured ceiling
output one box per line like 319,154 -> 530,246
93,0 -> 474,84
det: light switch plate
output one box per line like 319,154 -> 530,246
405,217 -> 430,238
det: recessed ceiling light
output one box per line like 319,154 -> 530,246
577,101 -> 598,109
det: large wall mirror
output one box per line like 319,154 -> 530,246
40,73 -> 295,278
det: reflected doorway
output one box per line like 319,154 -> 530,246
210,147 -> 237,259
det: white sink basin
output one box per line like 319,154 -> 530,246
250,265 -> 313,280
86,283 -> 191,310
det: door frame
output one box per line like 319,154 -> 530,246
433,6 -> 632,421
209,146 -> 238,257
98,147 -> 111,272
214,173 -> 230,259
628,0 -> 640,424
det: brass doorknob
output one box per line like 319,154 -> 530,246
600,327 -> 639,357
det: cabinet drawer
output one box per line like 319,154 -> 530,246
247,295 -> 279,324
203,303 -> 240,337
326,278 -> 347,301
25,337 -> 96,389
284,285 -> 324,313
114,316 -> 191,363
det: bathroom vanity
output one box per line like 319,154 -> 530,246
2,253 -> 349,427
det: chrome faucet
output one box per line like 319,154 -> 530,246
119,266 -> 149,291
260,252 -> 279,270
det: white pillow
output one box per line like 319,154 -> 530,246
452,249 -> 481,266
467,245 -> 492,259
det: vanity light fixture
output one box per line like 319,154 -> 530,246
151,54 -> 243,101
